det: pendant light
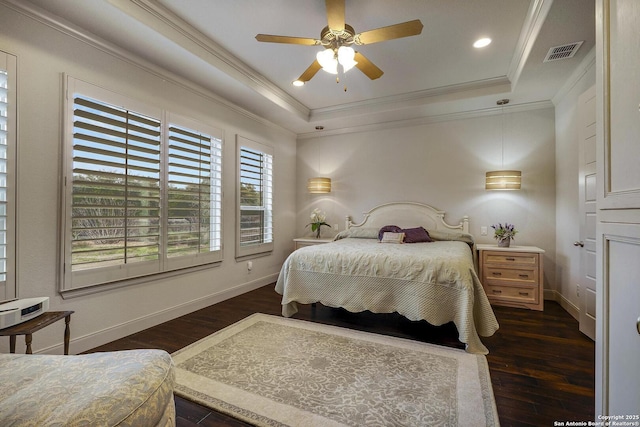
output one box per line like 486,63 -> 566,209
485,99 -> 521,190
307,177 -> 332,193
307,132 -> 332,194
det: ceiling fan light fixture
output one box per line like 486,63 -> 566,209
337,46 -> 357,72
256,1 -> 423,86
316,48 -> 338,74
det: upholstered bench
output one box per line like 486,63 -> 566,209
0,349 -> 175,426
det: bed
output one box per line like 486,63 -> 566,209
275,202 -> 499,354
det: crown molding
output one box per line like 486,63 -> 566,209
298,100 -> 554,140
0,0 -> 295,136
109,0 -> 310,122
507,0 -> 554,91
309,76 -> 512,122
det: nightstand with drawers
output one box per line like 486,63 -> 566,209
293,237 -> 333,250
477,244 -> 545,311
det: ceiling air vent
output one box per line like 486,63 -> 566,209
543,41 -> 584,62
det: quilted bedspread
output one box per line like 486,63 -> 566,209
275,238 -> 499,354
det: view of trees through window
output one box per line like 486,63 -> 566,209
71,95 -> 221,272
71,96 -> 161,270
239,147 -> 271,246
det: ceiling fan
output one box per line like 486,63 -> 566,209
255,0 -> 423,87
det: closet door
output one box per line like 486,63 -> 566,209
578,85 -> 596,340
596,0 -> 640,416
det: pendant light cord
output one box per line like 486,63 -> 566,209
497,98 -> 509,169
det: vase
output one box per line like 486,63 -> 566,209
315,227 -> 322,238
498,238 -> 510,248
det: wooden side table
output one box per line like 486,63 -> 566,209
0,311 -> 74,355
293,237 -> 333,250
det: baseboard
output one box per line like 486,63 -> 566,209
39,273 -> 279,355
544,289 -> 580,321
557,293 -> 580,321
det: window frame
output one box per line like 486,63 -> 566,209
235,135 -> 273,259
61,76 -> 223,294
0,51 -> 16,301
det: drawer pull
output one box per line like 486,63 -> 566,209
519,291 -> 529,296
519,274 -> 529,278
492,290 -> 502,294
492,272 -> 502,276
506,257 -> 516,261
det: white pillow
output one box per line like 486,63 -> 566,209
380,232 -> 405,244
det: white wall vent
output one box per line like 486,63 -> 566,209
543,41 -> 584,62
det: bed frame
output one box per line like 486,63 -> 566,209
345,201 -> 469,234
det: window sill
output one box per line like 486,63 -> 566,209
59,261 -> 221,299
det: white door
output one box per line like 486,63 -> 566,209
596,0 -> 640,416
577,85 -> 596,340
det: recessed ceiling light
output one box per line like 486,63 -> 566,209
292,80 -> 305,87
473,38 -> 492,48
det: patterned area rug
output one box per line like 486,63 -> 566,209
172,314 -> 499,427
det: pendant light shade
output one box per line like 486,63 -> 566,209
308,177 -> 332,193
485,170 -> 521,190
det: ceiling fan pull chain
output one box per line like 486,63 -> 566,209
341,66 -> 348,92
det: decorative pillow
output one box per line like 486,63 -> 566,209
334,227 -> 380,240
402,226 -> 432,243
380,232 -> 405,244
348,227 -> 380,239
378,225 -> 402,240
333,230 -> 351,240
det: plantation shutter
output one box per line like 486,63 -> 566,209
70,93 -> 161,287
63,78 -> 226,293
166,117 -> 223,268
0,67 -> 8,286
236,137 -> 273,258
0,52 -> 16,299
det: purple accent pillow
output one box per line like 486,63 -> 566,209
402,226 -> 432,243
378,225 -> 402,240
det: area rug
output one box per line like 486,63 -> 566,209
171,313 -> 499,427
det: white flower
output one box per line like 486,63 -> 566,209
310,208 -> 326,223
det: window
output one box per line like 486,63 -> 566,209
166,114 -> 222,270
236,136 -> 273,259
63,77 -> 223,291
0,51 -> 16,300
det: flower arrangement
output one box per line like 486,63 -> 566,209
491,223 -> 517,247
307,208 -> 331,238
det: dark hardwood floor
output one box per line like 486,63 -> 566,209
87,284 -> 595,427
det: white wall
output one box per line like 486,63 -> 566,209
297,107 -> 557,290
553,53 -> 596,319
0,4 -> 296,354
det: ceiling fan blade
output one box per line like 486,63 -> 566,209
355,19 -> 423,45
255,34 -> 319,45
354,52 -> 383,80
297,60 -> 323,83
325,0 -> 345,32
